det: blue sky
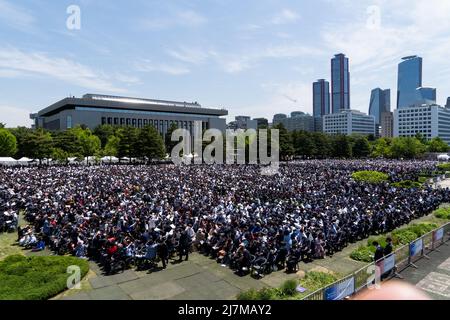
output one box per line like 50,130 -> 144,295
1,0 -> 450,127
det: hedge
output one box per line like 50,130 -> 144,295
350,222 -> 438,262
0,255 -> 89,300
351,171 -> 389,184
434,207 -> 450,220
391,180 -> 422,189
236,271 -> 338,300
437,163 -> 450,171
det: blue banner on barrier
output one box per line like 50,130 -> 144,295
434,228 -> 444,242
324,277 -> 355,300
383,254 -> 395,274
409,238 -> 423,257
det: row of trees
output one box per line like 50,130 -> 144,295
0,122 -> 448,161
0,124 -> 166,162
276,124 -> 449,159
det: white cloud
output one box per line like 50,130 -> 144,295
320,0 -> 450,110
0,0 -> 35,31
271,9 -> 300,25
0,47 -> 128,93
135,60 -> 190,75
0,105 -> 32,128
167,47 -> 211,65
139,10 -> 207,29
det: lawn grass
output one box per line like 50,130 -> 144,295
0,255 -> 89,300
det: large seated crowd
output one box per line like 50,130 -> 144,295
1,160 -> 449,276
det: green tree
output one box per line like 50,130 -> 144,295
292,131 -> 315,158
427,137 -> 449,153
104,135 -> 120,156
93,125 -> 116,148
9,127 -> 33,158
51,148 -> 69,163
0,123 -> 5,128
117,126 -> 139,160
0,128 -> 17,156
165,123 -> 179,154
351,135 -> 370,158
331,134 -> 352,158
137,125 -> 166,160
390,137 -> 426,159
371,137 -> 392,158
311,132 -> 331,158
272,123 -> 294,160
23,129 -> 53,161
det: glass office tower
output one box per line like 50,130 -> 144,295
369,88 -> 391,124
313,79 -> 330,132
397,55 -> 422,109
331,53 -> 350,113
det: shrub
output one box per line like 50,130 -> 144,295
236,288 -> 259,300
392,230 -> 418,245
280,279 -> 298,296
352,171 -> 389,184
256,287 -> 278,300
0,255 -> 89,300
434,207 -> 450,220
236,271 -> 338,300
437,163 -> 450,171
350,246 -> 373,262
408,223 -> 437,237
391,180 -> 422,189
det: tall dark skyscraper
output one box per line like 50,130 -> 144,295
313,79 -> 330,132
331,53 -> 350,113
446,97 -> 450,109
369,88 -> 391,125
369,88 -> 390,136
313,79 -> 330,118
397,55 -> 423,109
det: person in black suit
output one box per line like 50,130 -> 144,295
158,238 -> 169,268
373,241 -> 384,262
384,237 -> 393,256
178,230 -> 191,262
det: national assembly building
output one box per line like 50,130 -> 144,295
30,94 -> 229,136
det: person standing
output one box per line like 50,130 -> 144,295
158,238 -> 169,269
373,241 -> 384,262
384,237 -> 393,256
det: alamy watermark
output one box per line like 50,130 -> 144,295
66,5 -> 81,30
67,265 -> 81,290
170,121 -> 280,175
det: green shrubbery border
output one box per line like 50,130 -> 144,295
0,255 -> 89,300
236,271 -> 338,300
350,222 -> 438,262
434,207 -> 450,220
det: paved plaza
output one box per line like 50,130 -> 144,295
399,239 -> 450,300
55,242 -> 366,300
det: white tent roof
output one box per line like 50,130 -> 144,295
17,157 -> 33,162
101,156 -> 119,161
0,157 -> 17,162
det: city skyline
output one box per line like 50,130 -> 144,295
1,0 -> 450,127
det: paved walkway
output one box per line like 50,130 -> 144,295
399,239 -> 450,300
56,242 -> 366,300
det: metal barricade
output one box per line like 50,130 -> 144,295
301,222 -> 450,300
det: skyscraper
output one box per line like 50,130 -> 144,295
369,88 -> 391,136
446,97 -> 450,109
313,79 -> 330,131
331,53 -> 350,113
397,55 -> 423,109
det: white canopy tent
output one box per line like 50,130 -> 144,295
0,157 -> 17,166
101,156 -> 119,163
16,157 -> 33,165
